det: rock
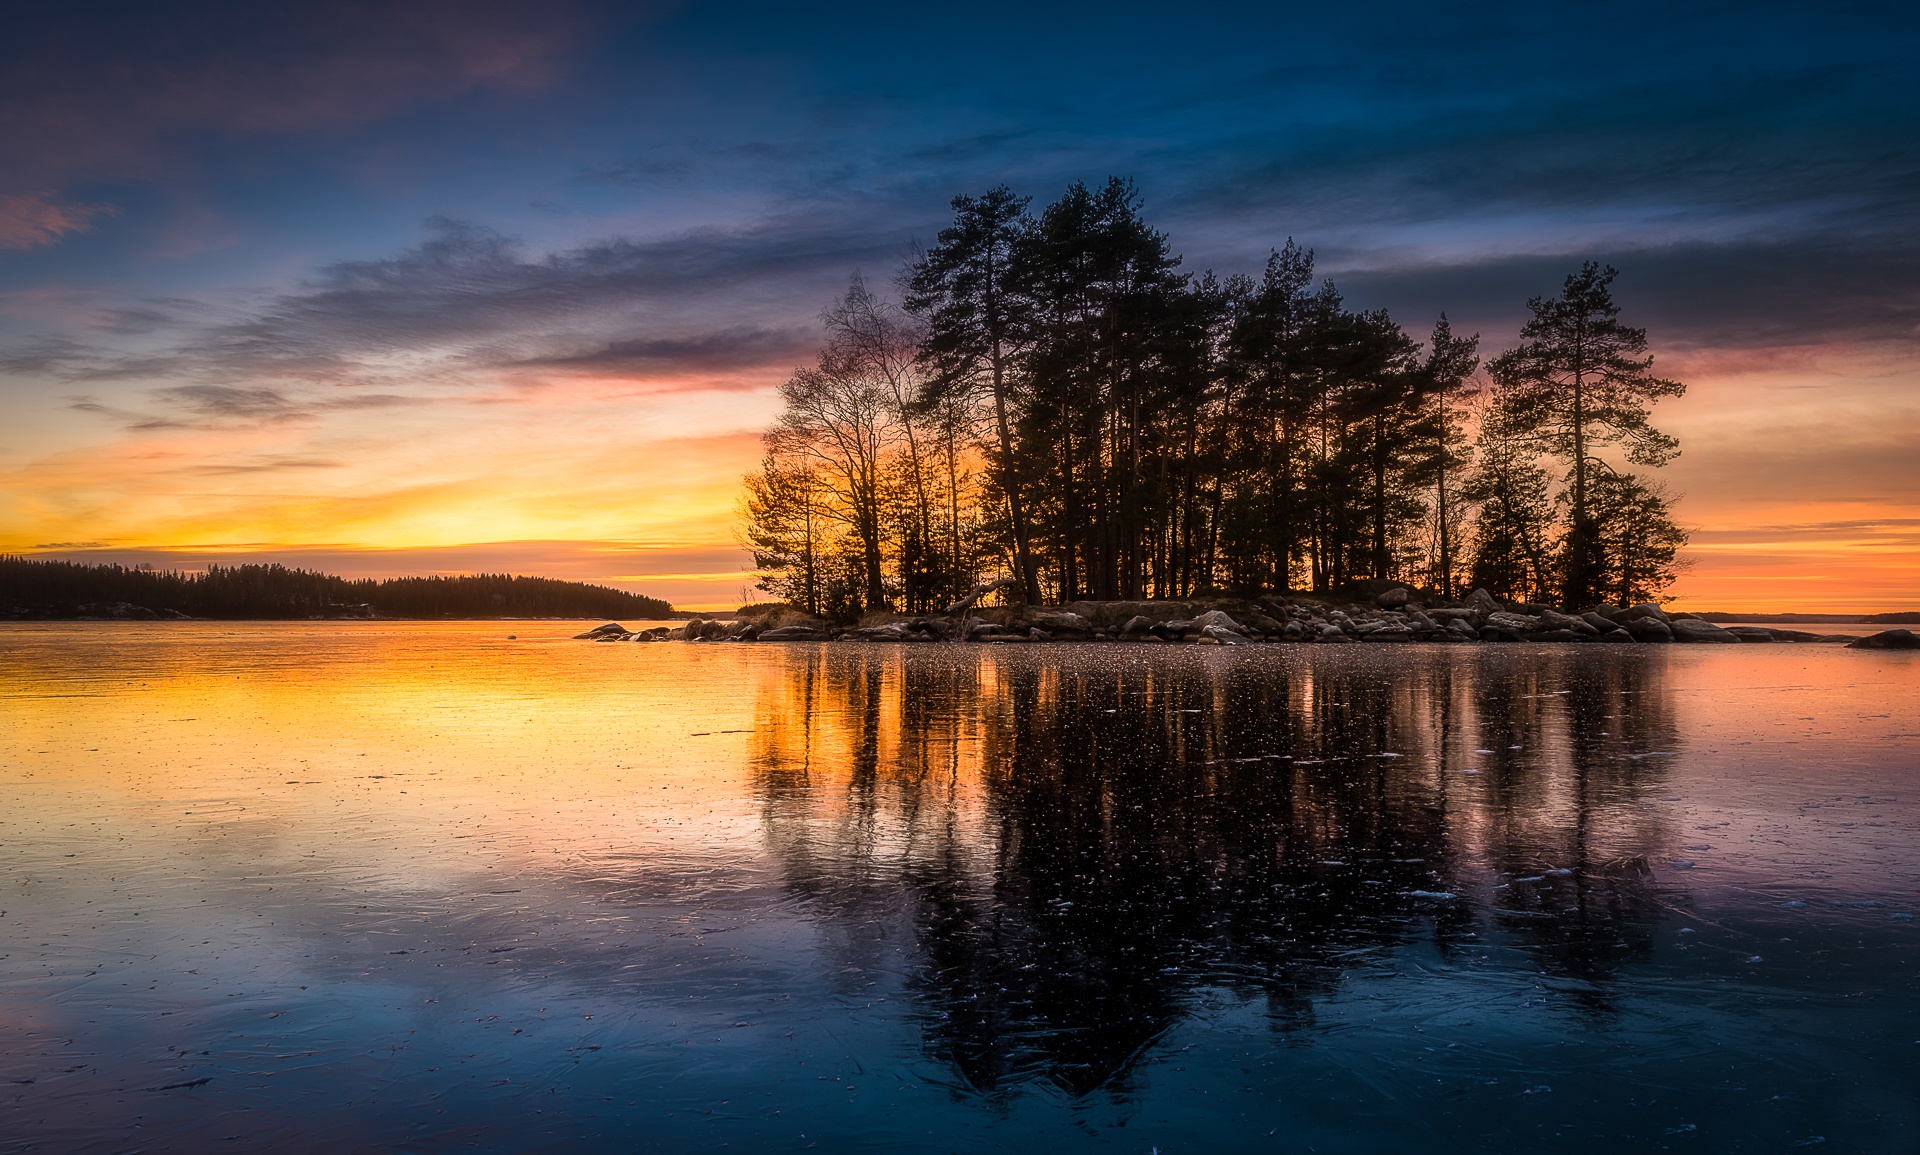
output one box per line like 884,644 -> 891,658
1202,624 -> 1251,645
1486,611 -> 1541,632
1765,628 -> 1826,642
1465,588 -> 1502,616
1671,618 -> 1739,643
759,625 -> 827,641
1028,627 -> 1052,641
1617,602 -> 1671,624
1120,614 -> 1155,636
1596,630 -> 1636,643
1316,623 -> 1350,642
1848,628 -> 1920,650
1525,628 -> 1581,642
1724,626 -> 1775,643
1539,608 -> 1599,635
1191,609 -> 1246,633
1028,610 -> 1093,634
1282,620 -> 1307,641
575,622 -> 628,639
1361,626 -> 1415,641
1580,611 -> 1617,633
1446,617 -> 1478,638
1624,617 -> 1672,642
1243,612 -> 1283,635
1375,586 -> 1410,609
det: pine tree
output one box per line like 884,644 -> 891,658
1486,263 -> 1684,608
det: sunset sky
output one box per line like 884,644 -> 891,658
2,1 -> 1915,611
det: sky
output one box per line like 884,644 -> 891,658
1,0 -> 1916,612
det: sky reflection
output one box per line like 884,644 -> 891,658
2,625 -> 1917,1150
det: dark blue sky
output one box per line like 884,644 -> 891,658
3,0 -> 1917,608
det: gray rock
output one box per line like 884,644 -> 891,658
1624,617 -> 1672,642
1120,615 -> 1155,636
1848,628 -> 1920,650
1361,626 -> 1415,641
1725,626 -> 1775,643
1446,617 -> 1478,637
1202,624 -> 1251,645
1486,611 -> 1541,631
1671,618 -> 1739,643
1539,608 -> 1599,635
1526,628 -> 1581,642
1465,588 -> 1502,616
1191,609 -> 1246,633
1376,586 -> 1411,609
1580,611 -> 1617,633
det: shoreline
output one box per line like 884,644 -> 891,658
574,590 -> 1920,650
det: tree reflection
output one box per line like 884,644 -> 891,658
749,646 -> 1681,1096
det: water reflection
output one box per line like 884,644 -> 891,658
749,647 -> 1685,1094
5,625 -> 1916,1152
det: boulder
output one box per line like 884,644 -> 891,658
1361,626 -> 1415,641
1486,611 -> 1541,632
1375,586 -> 1411,609
1445,617 -> 1478,638
1201,624 -> 1251,645
1765,628 -> 1827,642
1624,617 -> 1672,642
1028,610 -> 1093,635
1243,612 -> 1284,636
1848,628 -> 1920,650
574,622 -> 628,639
1120,614 -> 1156,636
1617,602 -> 1671,624
1539,608 -> 1599,635
759,625 -> 827,641
1465,588 -> 1502,616
1580,611 -> 1617,633
1670,618 -> 1739,643
1724,626 -> 1775,643
1191,609 -> 1246,634
1525,628 -> 1581,642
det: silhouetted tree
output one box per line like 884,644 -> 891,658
1486,263 -> 1685,607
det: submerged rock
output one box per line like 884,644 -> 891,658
574,622 -> 628,639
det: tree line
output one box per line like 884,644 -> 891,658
0,558 -> 674,619
743,179 -> 1688,618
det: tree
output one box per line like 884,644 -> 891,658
1585,468 -> 1688,605
770,278 -> 903,612
1463,398 -> 1558,603
906,186 -> 1041,604
740,452 -> 825,616
1487,262 -> 1685,607
1420,315 -> 1481,598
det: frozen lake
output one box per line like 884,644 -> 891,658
3,622 -> 1917,1152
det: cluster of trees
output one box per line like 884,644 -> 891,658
743,179 -> 1689,616
0,558 -> 674,619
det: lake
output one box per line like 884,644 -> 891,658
3,623 -> 1917,1152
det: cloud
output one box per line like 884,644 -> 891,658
0,191 -> 115,250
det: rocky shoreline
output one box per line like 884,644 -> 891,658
576,587 -> 1920,650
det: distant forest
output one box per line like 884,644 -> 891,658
0,558 -> 674,620
743,179 -> 1690,616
